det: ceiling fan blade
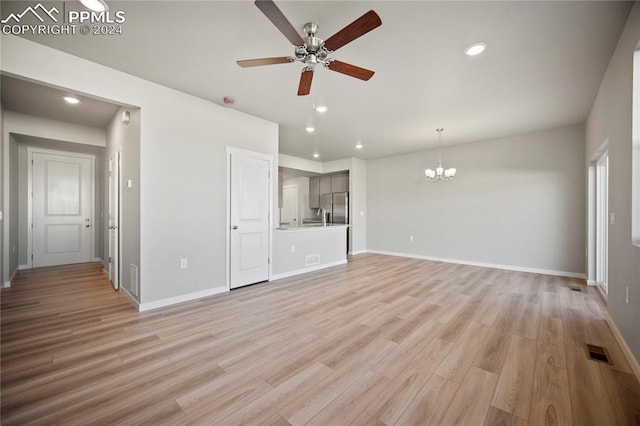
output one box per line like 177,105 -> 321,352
297,68 -> 314,96
237,57 -> 294,67
327,60 -> 375,81
323,10 -> 382,52
254,0 -> 305,46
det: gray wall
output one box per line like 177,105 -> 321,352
586,3 -> 640,361
16,136 -> 105,266
0,103 -> 3,284
367,124 -> 586,275
105,107 -> 140,300
9,134 -> 18,278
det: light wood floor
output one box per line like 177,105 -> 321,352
2,254 -> 640,425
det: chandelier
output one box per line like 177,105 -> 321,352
425,128 -> 456,181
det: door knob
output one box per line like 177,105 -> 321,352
85,224 -> 91,228
232,225 -> 239,230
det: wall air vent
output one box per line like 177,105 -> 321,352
306,254 -> 321,266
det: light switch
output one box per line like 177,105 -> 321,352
127,179 -> 132,189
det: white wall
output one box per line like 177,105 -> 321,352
585,3 -> 640,361
1,35 -> 278,306
105,108 -> 141,300
3,111 -> 105,147
272,227 -> 347,279
367,124 -> 586,276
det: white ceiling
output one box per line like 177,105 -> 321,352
3,1 -> 632,160
1,75 -> 121,128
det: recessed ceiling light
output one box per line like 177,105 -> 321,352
315,105 -> 328,113
305,126 -> 315,133
79,0 -> 108,12
465,42 -> 487,56
64,96 -> 80,104
355,143 -> 363,149
313,153 -> 320,158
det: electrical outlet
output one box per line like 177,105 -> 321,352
180,258 -> 188,269
409,235 -> 414,242
610,212 -> 616,225
12,246 -> 15,254
626,287 -> 630,304
291,245 -> 296,254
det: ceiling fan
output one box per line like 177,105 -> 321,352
237,0 -> 382,96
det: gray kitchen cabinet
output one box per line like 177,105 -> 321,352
331,174 -> 349,193
309,176 -> 320,208
320,176 -> 332,194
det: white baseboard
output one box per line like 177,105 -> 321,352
3,267 -> 20,288
587,279 -> 597,286
138,286 -> 228,312
120,286 -> 140,310
270,259 -> 348,281
351,250 -> 367,256
365,249 -> 586,279
606,314 -> 640,383
18,264 -> 30,270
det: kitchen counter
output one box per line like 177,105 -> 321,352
276,224 -> 350,231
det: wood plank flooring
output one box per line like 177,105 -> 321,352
2,254 -> 640,425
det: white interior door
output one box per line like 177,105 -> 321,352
230,153 -> 270,289
31,151 -> 93,267
281,185 -> 299,225
108,152 -> 120,290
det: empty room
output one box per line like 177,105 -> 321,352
1,0 -> 639,424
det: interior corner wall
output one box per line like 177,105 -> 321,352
0,35 -> 279,306
367,124 -> 586,276
8,135 -> 18,280
105,107 -> 140,300
0,103 -> 4,284
585,3 -> 640,362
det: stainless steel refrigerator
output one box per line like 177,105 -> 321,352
319,192 -> 349,225
331,192 -> 349,225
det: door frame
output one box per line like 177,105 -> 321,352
225,146 -> 273,291
108,151 -> 121,290
587,139 -> 608,299
281,184 -> 299,225
27,147 -> 96,269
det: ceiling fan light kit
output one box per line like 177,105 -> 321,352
425,128 -> 456,182
237,0 -> 382,96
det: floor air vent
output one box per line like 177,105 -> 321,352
586,344 -> 612,365
571,287 -> 583,292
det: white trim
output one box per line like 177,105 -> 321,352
93,257 -> 103,263
225,147 -> 274,292
597,283 -> 608,301
120,286 -> 140,310
365,250 -> 586,279
270,259 -> 348,281
606,314 -> 640,384
27,147 -> 96,268
351,250 -> 367,256
138,286 -> 228,312
2,281 -> 11,288
587,280 -> 597,286
18,264 -> 30,270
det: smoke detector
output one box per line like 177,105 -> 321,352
223,96 -> 235,105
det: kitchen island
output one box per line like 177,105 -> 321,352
271,224 -> 349,280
